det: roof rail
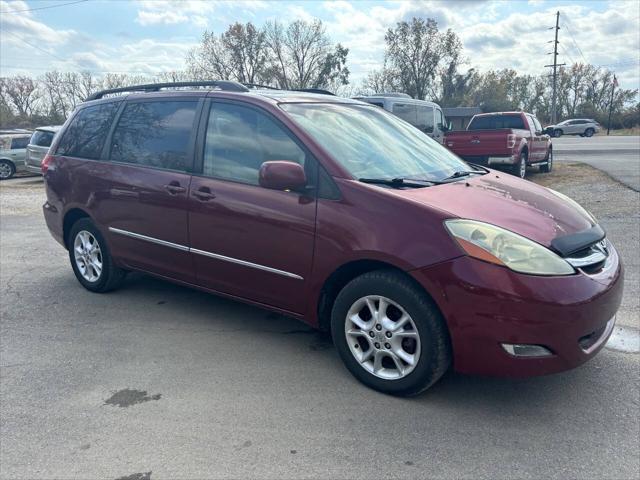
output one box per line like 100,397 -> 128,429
243,83 -> 279,90
85,80 -> 250,101
293,88 -> 335,96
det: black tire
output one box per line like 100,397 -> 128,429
68,218 -> 125,293
331,270 -> 451,396
511,151 -> 527,179
540,148 -> 553,173
584,128 -> 594,137
0,159 -> 16,180
553,129 -> 563,138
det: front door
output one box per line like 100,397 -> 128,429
99,98 -> 201,283
188,101 -> 317,314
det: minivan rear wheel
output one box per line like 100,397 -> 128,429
0,160 -> 15,180
68,218 -> 125,292
331,270 -> 451,396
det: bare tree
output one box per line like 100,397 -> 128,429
187,22 -> 269,84
264,19 -> 349,90
0,75 -> 40,117
384,17 -> 462,100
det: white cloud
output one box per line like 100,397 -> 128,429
0,0 -> 77,44
134,0 -> 267,27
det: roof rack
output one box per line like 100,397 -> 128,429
85,80 -> 250,101
294,88 -> 335,96
243,83 -> 334,96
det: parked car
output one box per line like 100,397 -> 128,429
354,94 -> 450,144
444,111 -> 552,179
42,81 -> 622,396
545,118 -> 601,138
25,126 -> 61,174
0,134 -> 31,180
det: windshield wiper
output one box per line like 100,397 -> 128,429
359,177 -> 439,188
439,167 -> 487,182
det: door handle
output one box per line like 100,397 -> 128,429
164,183 -> 186,195
193,188 -> 216,201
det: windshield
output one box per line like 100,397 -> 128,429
280,103 -> 469,181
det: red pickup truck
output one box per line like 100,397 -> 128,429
444,112 -> 552,179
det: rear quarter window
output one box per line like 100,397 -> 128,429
10,137 -> 30,149
57,102 -> 120,159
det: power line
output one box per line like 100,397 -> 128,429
0,0 -> 88,15
561,17 -> 589,64
2,30 -> 70,64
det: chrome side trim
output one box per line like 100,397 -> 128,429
108,227 -> 190,252
108,227 -> 303,280
190,248 -> 303,280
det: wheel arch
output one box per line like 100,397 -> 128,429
316,259 -> 438,333
63,208 -> 92,247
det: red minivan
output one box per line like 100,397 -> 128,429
42,81 -> 623,396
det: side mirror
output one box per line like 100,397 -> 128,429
259,161 -> 307,192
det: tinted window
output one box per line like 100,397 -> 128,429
416,105 -> 434,133
392,103 -> 417,126
30,130 -> 55,147
110,101 -> 197,171
468,115 -> 525,130
10,137 -> 29,149
57,102 -> 119,159
203,103 -> 307,185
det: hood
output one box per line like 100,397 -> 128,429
397,171 -> 593,248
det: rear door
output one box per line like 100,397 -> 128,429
433,107 -> 447,144
187,100 -> 317,314
100,97 -> 201,282
415,104 -> 435,138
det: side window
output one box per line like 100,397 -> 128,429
392,103 -> 417,126
57,102 -> 119,159
532,116 -> 543,133
110,101 -> 198,171
416,105 -> 434,133
436,109 -> 445,130
10,137 -> 29,149
203,103 -> 308,186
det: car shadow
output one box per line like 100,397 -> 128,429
117,272 -> 624,408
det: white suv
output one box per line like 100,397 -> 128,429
547,119 -> 600,138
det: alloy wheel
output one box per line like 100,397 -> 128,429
344,295 -> 421,380
73,230 -> 103,282
0,162 -> 13,179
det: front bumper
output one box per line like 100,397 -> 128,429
411,246 -> 623,376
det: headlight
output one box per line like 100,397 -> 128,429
546,188 -> 597,224
445,219 -> 575,276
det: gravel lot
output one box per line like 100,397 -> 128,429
1,164 -> 638,479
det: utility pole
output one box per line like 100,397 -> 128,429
545,11 -> 565,124
607,74 -> 618,135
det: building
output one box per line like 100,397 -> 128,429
443,107 -> 482,130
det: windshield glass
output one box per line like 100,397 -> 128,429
280,103 -> 469,181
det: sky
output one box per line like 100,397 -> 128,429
1,0 -> 639,93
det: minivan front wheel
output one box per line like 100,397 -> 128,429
331,270 -> 451,396
68,218 -> 125,292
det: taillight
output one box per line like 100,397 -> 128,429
507,134 -> 516,149
41,154 -> 54,175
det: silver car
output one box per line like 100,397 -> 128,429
547,118 -> 601,138
25,126 -> 61,174
0,134 -> 31,180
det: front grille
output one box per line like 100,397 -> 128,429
565,239 -> 609,273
